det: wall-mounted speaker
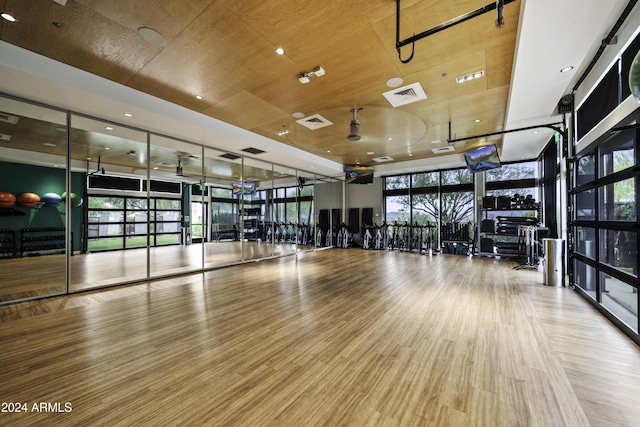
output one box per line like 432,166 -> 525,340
557,94 -> 574,114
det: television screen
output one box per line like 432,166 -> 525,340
232,182 -> 256,195
464,144 -> 501,173
345,166 -> 374,184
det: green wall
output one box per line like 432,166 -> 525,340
0,161 -> 84,251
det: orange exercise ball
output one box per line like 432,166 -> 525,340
17,192 -> 41,208
0,192 -> 16,208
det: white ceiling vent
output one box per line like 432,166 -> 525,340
372,156 -> 394,163
0,112 -> 19,124
0,134 -> 11,142
382,82 -> 427,108
431,146 -> 455,154
296,114 -> 333,130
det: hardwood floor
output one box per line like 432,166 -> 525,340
1,250 -> 639,426
0,241 -> 298,302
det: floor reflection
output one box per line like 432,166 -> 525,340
0,241 -> 306,303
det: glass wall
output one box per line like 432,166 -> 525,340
572,125 -> 638,335
0,92 -> 335,305
383,163 -> 541,255
383,167 -> 480,252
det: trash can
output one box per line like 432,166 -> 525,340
542,238 -> 564,287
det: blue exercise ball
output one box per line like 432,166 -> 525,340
41,192 -> 62,207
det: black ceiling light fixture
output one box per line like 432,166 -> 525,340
347,107 -> 363,141
176,159 -> 183,176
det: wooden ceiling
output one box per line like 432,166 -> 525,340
0,0 -> 521,168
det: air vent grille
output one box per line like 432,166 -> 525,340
394,88 -> 416,98
220,153 -> 241,160
296,114 -> 334,130
382,82 -> 427,107
241,147 -> 266,155
0,112 -> 19,124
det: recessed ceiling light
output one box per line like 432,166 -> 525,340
275,47 -> 285,55
277,129 -> 289,136
386,77 -> 404,88
456,70 -> 484,83
532,130 -> 539,134
388,137 -> 392,141
124,112 -> 133,117
366,151 -> 375,155
474,119 -> 481,123
409,153 -> 413,156
1,13 -> 16,22
560,66 -> 574,73
138,27 -> 165,45
292,112 -> 305,119
105,126 -> 113,130
327,150 -> 331,153
195,95 -> 203,100
104,147 -> 110,150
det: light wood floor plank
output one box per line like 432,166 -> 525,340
1,250 -> 639,426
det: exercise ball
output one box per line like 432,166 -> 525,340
0,192 -> 16,208
630,50 -> 640,103
62,192 -> 83,207
17,192 -> 41,208
41,192 -> 62,207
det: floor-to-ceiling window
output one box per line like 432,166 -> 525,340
570,27 -> 640,343
572,125 -> 638,335
384,163 -> 541,254
86,195 -> 181,250
384,168 -> 476,252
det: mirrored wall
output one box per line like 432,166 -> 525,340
0,93 -> 339,305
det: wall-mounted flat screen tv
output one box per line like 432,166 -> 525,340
345,166 -> 374,184
464,144 -> 501,173
232,182 -> 256,195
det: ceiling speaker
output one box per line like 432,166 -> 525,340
347,107 -> 363,141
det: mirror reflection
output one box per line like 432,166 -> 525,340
0,97 -> 67,302
0,93 -> 335,305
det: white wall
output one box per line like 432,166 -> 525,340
345,177 -> 383,243
314,179 -> 343,225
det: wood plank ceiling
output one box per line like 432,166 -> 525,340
0,0 -> 521,169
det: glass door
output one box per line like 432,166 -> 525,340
191,201 -> 207,243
